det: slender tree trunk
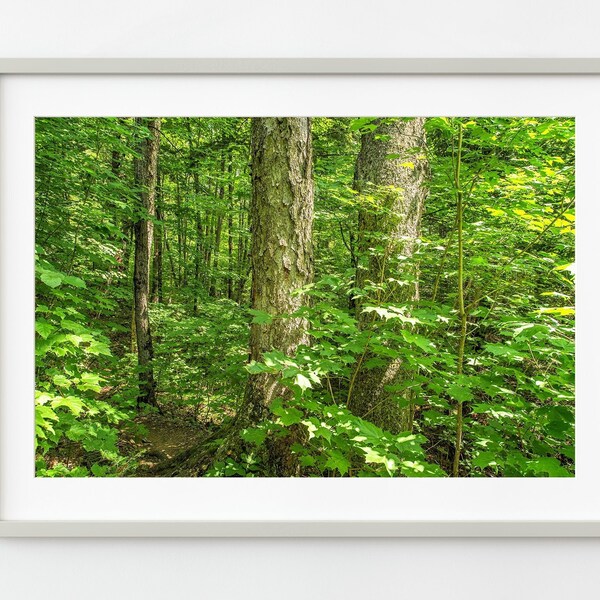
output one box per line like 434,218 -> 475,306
193,211 -> 202,314
227,164 -> 235,300
348,118 -> 428,433
209,154 -> 227,297
110,148 -> 123,230
204,212 -> 214,288
133,117 -> 161,407
164,231 -> 177,298
181,209 -> 188,288
191,167 -> 203,313
452,123 -> 467,477
243,117 -> 314,475
235,197 -> 249,303
151,174 -> 164,303
210,215 -> 223,296
175,177 -> 183,288
130,308 -> 136,354
187,119 -> 205,310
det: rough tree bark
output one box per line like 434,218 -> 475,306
133,117 -> 161,407
243,117 -> 314,475
348,117 -> 428,433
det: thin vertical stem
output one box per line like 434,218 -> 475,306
452,122 -> 467,477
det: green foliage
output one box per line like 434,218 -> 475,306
35,116 -> 575,478
35,249 -> 131,476
151,299 -> 248,419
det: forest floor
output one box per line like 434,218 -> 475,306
127,410 -> 208,472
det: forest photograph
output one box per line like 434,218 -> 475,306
34,116 -> 575,478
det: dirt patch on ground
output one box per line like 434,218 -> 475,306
133,413 -> 207,468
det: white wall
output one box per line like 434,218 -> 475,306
1,2 -> 598,598
1,0 -> 600,59
1,538 -> 600,599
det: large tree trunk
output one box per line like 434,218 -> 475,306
243,117 -> 314,475
348,117 -> 428,433
133,117 -> 161,407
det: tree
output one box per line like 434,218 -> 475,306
243,117 -> 314,474
151,173 -> 164,304
133,117 -> 161,406
34,116 -> 575,479
348,118 -> 429,433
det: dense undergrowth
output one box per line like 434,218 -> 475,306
35,116 -> 575,477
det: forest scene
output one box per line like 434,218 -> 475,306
35,116 -> 575,478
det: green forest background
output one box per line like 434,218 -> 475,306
35,116 -> 575,478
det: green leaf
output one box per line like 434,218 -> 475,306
447,383 -> 473,403
40,271 -> 63,288
78,372 -> 102,393
325,450 -> 351,475
527,457 -> 570,477
354,420 -> 386,442
86,340 -> 111,356
51,395 -> 84,416
52,374 -> 72,388
271,398 -> 303,426
363,357 -> 387,369
91,464 -> 108,477
361,447 -> 398,474
545,420 -> 571,438
63,275 -> 86,288
400,460 -> 446,477
401,330 -> 436,353
299,455 -> 316,467
246,361 -> 270,374
294,373 -> 312,391
484,344 -> 524,360
537,306 -> 575,317
307,420 -> 333,442
248,309 -> 274,324
349,117 -> 377,132
472,451 -> 503,469
240,427 -> 268,446
35,320 -> 55,339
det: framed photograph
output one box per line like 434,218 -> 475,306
0,59 -> 598,536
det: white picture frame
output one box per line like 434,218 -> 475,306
0,58 -> 597,537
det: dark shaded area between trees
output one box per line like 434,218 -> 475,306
35,116 -> 575,477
